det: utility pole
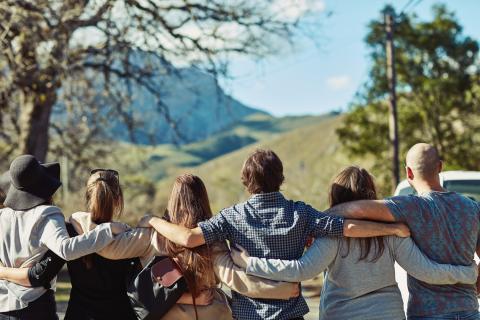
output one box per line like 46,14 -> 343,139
384,6 -> 400,191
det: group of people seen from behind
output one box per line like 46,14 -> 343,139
0,142 -> 479,320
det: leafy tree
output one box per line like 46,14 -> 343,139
0,0 -> 315,162
337,4 -> 480,190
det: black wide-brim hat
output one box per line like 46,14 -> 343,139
4,155 -> 62,211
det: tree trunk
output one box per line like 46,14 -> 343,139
18,91 -> 57,162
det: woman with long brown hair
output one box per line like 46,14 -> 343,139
139,173 -> 301,319
153,174 -> 235,319
231,166 -> 477,320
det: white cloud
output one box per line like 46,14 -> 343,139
326,75 -> 351,90
273,0 -> 326,20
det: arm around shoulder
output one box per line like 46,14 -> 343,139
211,243 -> 298,300
393,237 -> 477,285
327,200 -> 396,222
38,210 -> 115,260
144,216 -> 205,248
245,238 -> 338,282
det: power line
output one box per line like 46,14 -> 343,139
399,0 -> 424,17
399,0 -> 417,15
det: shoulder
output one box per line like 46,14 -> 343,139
216,204 -> 241,220
384,195 -> 425,218
34,205 -> 63,218
290,200 -> 317,213
0,206 -> 13,215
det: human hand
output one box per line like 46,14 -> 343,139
394,223 -> 410,238
231,244 -> 250,269
305,236 -> 314,248
290,283 -> 301,298
137,215 -> 155,228
110,222 -> 130,235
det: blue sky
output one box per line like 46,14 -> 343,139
224,0 -> 480,116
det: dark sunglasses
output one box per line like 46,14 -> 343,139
90,168 -> 119,177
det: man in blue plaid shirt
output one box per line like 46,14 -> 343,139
143,149 -> 410,320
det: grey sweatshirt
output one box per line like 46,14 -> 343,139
245,236 -> 477,320
0,205 -> 115,311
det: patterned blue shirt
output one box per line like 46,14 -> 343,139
385,192 -> 480,317
199,192 -> 345,320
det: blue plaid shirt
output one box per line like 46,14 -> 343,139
199,192 -> 345,320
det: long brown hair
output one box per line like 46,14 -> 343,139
329,166 -> 385,262
163,174 -> 216,297
83,170 -> 123,267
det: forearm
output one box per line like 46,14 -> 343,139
149,217 -> 205,248
28,251 -> 65,287
327,200 -> 395,222
246,239 -> 336,282
396,238 -> 477,285
212,245 -> 295,300
42,219 -> 115,261
98,228 -> 157,260
247,258 -> 318,282
343,219 -> 403,238
0,267 -> 31,287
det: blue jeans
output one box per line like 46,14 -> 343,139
409,310 -> 480,320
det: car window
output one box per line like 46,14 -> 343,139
443,180 -> 480,202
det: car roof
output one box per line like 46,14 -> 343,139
394,170 -> 480,195
439,171 -> 480,181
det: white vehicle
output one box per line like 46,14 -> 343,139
393,171 -> 480,312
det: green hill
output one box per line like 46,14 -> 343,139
152,114 -> 374,214
105,113 -> 330,182
61,113 -> 333,222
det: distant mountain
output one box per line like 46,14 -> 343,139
106,64 -> 266,145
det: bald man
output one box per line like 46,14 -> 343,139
327,143 -> 480,320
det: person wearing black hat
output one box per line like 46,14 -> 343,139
0,155 -> 127,320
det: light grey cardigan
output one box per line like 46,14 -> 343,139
245,236 -> 477,320
0,205 -> 115,312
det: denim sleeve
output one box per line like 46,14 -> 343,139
198,210 -> 230,245
384,195 -> 423,223
307,205 -> 344,237
28,250 -> 66,288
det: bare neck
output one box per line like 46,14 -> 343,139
412,179 -> 444,194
